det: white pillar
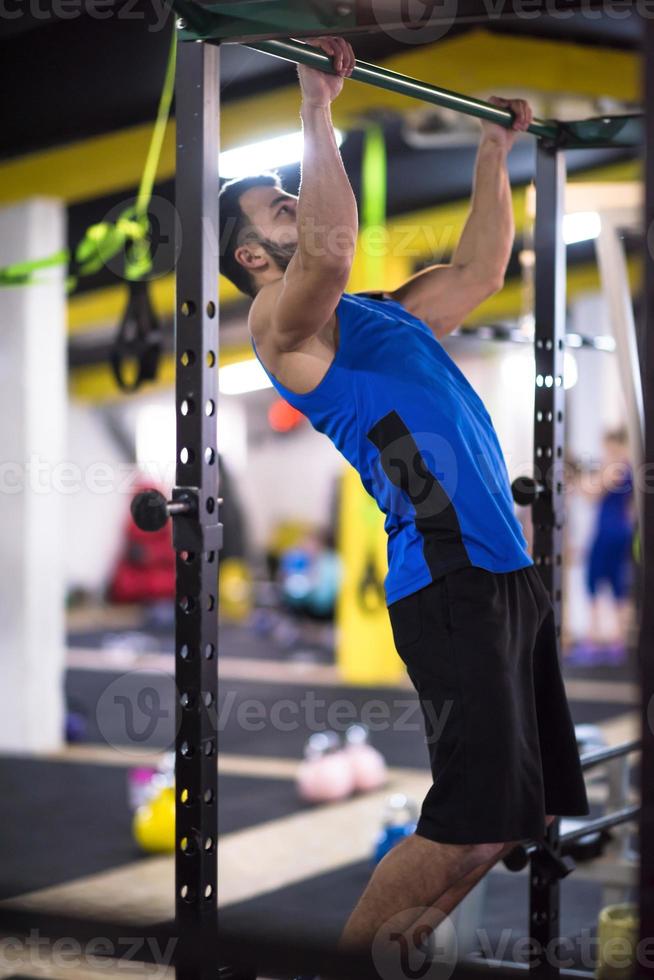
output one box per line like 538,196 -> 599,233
0,198 -> 67,752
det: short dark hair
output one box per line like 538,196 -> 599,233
605,427 -> 629,446
219,172 -> 282,298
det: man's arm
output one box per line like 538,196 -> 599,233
389,97 -> 533,340
251,37 -> 358,353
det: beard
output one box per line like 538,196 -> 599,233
260,236 -> 297,272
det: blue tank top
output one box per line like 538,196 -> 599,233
252,292 -> 532,605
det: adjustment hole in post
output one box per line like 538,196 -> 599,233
180,884 -> 196,903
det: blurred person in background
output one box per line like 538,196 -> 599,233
568,428 -> 635,666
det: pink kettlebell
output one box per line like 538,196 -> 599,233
345,724 -> 388,793
296,731 -> 355,804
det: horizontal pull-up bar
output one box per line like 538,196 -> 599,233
247,37 -> 559,141
242,36 -> 642,149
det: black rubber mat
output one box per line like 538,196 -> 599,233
0,758 -> 301,901
66,667 -> 175,751
0,757 -> 136,901
563,651 -> 639,685
66,666 -> 638,766
219,772 -> 309,833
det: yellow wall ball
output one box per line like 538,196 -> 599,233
133,786 -> 175,853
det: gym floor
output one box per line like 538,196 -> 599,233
0,605 -> 640,979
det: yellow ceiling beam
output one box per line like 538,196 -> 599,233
68,275 -> 243,334
69,277 -> 172,336
0,30 -> 639,208
0,125 -> 173,210
70,341 -> 253,402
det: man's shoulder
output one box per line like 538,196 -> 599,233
248,281 -> 283,344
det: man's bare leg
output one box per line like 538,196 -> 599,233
614,598 -> 632,646
399,815 -> 558,941
339,815 -> 558,956
588,596 -> 603,645
337,835 -> 508,952
396,839 -> 520,946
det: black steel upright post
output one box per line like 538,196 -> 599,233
639,18 -> 654,978
174,36 -> 221,980
530,143 -> 567,980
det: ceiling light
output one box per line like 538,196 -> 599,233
562,211 -> 601,245
220,130 -> 344,179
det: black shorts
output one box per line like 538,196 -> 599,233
388,564 -> 590,845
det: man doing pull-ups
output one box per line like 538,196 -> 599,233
218,35 -> 589,964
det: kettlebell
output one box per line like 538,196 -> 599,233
296,731 -> 355,804
344,724 -> 388,793
127,766 -> 158,811
373,793 -> 419,864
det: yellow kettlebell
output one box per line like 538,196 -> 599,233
133,785 -> 175,853
219,557 -> 253,623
